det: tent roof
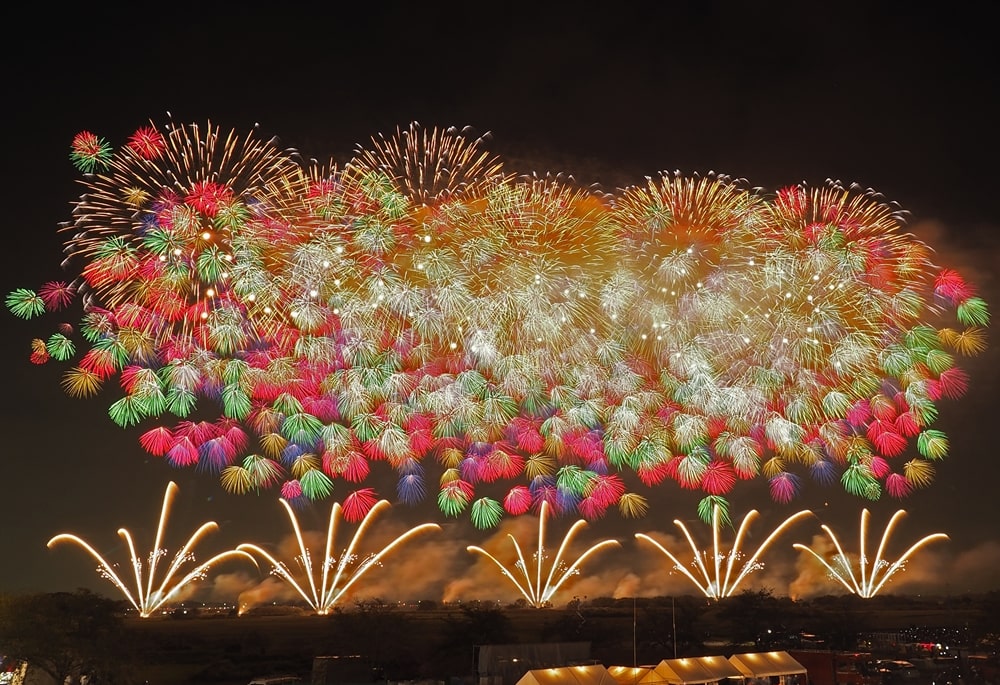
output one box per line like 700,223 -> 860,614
729,652 -> 807,679
607,666 -> 652,685
639,656 -> 743,685
517,664 -> 617,685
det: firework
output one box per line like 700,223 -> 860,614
237,496 -> 440,615
46,481 -> 256,617
635,504 -> 814,599
792,508 -> 948,597
9,117 -> 990,527
466,499 -> 621,607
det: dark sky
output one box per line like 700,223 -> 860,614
0,3 -> 997,604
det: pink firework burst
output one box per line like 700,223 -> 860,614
510,418 -> 545,452
701,461 -> 737,496
768,473 -> 800,504
165,437 -> 199,467
636,461 -> 672,487
885,472 -> 913,498
937,368 -> 970,400
868,456 -> 892,479
894,411 -> 922,437
503,486 -> 533,515
588,474 -> 626,508
331,451 -> 370,483
867,421 -> 908,457
280,480 -> 304,501
220,422 -> 249,453
577,496 -> 609,520
139,426 -> 175,456
127,125 -> 166,159
342,488 -> 379,522
37,281 -> 76,310
185,180 -> 233,217
934,269 -> 973,303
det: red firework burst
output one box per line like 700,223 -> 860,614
127,125 -> 166,159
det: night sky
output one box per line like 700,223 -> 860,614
1,3 -> 997,605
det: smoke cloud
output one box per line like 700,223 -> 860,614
208,504 -> 999,613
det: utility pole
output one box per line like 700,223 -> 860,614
672,596 -> 677,658
632,596 -> 637,668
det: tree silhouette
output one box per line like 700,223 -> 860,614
439,602 -> 516,677
716,588 -> 780,647
0,589 -> 140,683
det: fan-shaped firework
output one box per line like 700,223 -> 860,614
635,504 -> 813,599
46,481 -> 256,617
792,508 -> 948,597
466,499 -> 621,607
237,497 -> 440,615
9,116 -> 990,527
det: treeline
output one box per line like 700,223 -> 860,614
2,589 -> 999,684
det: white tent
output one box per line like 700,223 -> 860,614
607,666 -> 653,685
638,656 -> 743,685
728,652 -> 807,683
516,664 -> 618,685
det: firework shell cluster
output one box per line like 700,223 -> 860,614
7,118 -> 990,529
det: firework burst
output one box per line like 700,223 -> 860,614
466,499 -> 620,607
46,481 -> 256,617
9,118 -> 990,527
635,503 -> 814,599
237,496 -> 440,615
792,508 -> 948,597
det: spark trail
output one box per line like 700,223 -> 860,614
47,481 -> 255,617
636,504 -> 813,599
793,508 -> 948,597
237,496 -> 440,614
466,499 -> 621,607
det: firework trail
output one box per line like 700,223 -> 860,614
8,116 -> 990,527
793,508 -> 948,597
237,495 -> 440,614
46,481 -> 256,616
467,499 -> 620,607
635,504 -> 813,599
